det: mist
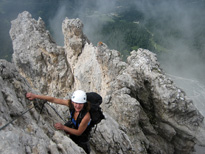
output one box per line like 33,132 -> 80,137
1,0 -> 204,114
48,0 -> 120,46
1,0 -> 205,112
0,0 -> 205,152
139,0 -> 205,80
48,0 -> 205,118
132,0 -> 205,118
48,4 -> 67,46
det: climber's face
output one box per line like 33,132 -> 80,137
72,102 -> 84,112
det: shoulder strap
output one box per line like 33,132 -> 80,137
70,108 -> 90,129
70,109 -> 75,118
76,109 -> 88,128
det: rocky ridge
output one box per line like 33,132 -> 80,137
0,11 -> 205,154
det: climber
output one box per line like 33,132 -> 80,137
26,90 -> 91,154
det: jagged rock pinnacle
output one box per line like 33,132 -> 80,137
0,11 -> 204,154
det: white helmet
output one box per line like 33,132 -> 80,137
71,90 -> 87,103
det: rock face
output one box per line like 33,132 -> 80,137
0,60 -> 85,154
0,11 -> 205,154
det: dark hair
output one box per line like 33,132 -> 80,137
68,99 -> 90,112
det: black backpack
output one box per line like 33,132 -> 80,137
65,92 -> 105,132
86,92 -> 105,128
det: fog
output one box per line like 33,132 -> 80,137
1,0 -> 204,116
48,0 -> 205,117
48,4 -> 66,46
1,0 -> 204,115
133,0 -> 205,118
50,2 -> 205,152
1,0 -> 205,152
48,0 -> 120,46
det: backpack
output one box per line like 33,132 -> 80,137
65,92 -> 105,132
86,92 -> 105,128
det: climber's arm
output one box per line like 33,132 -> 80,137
55,112 -> 91,136
26,92 -> 68,106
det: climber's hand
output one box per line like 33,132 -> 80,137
26,92 -> 36,100
54,123 -> 64,130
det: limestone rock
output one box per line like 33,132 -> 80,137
63,18 -> 89,65
10,11 -> 73,97
1,11 -> 204,154
0,60 -> 85,154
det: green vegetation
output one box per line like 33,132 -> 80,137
0,0 -> 205,63
86,8 -> 165,59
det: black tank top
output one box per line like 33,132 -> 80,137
69,109 -> 92,143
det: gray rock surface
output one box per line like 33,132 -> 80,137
0,11 -> 204,154
0,60 -> 85,154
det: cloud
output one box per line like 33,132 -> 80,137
49,0 -> 205,82
48,4 -> 67,46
